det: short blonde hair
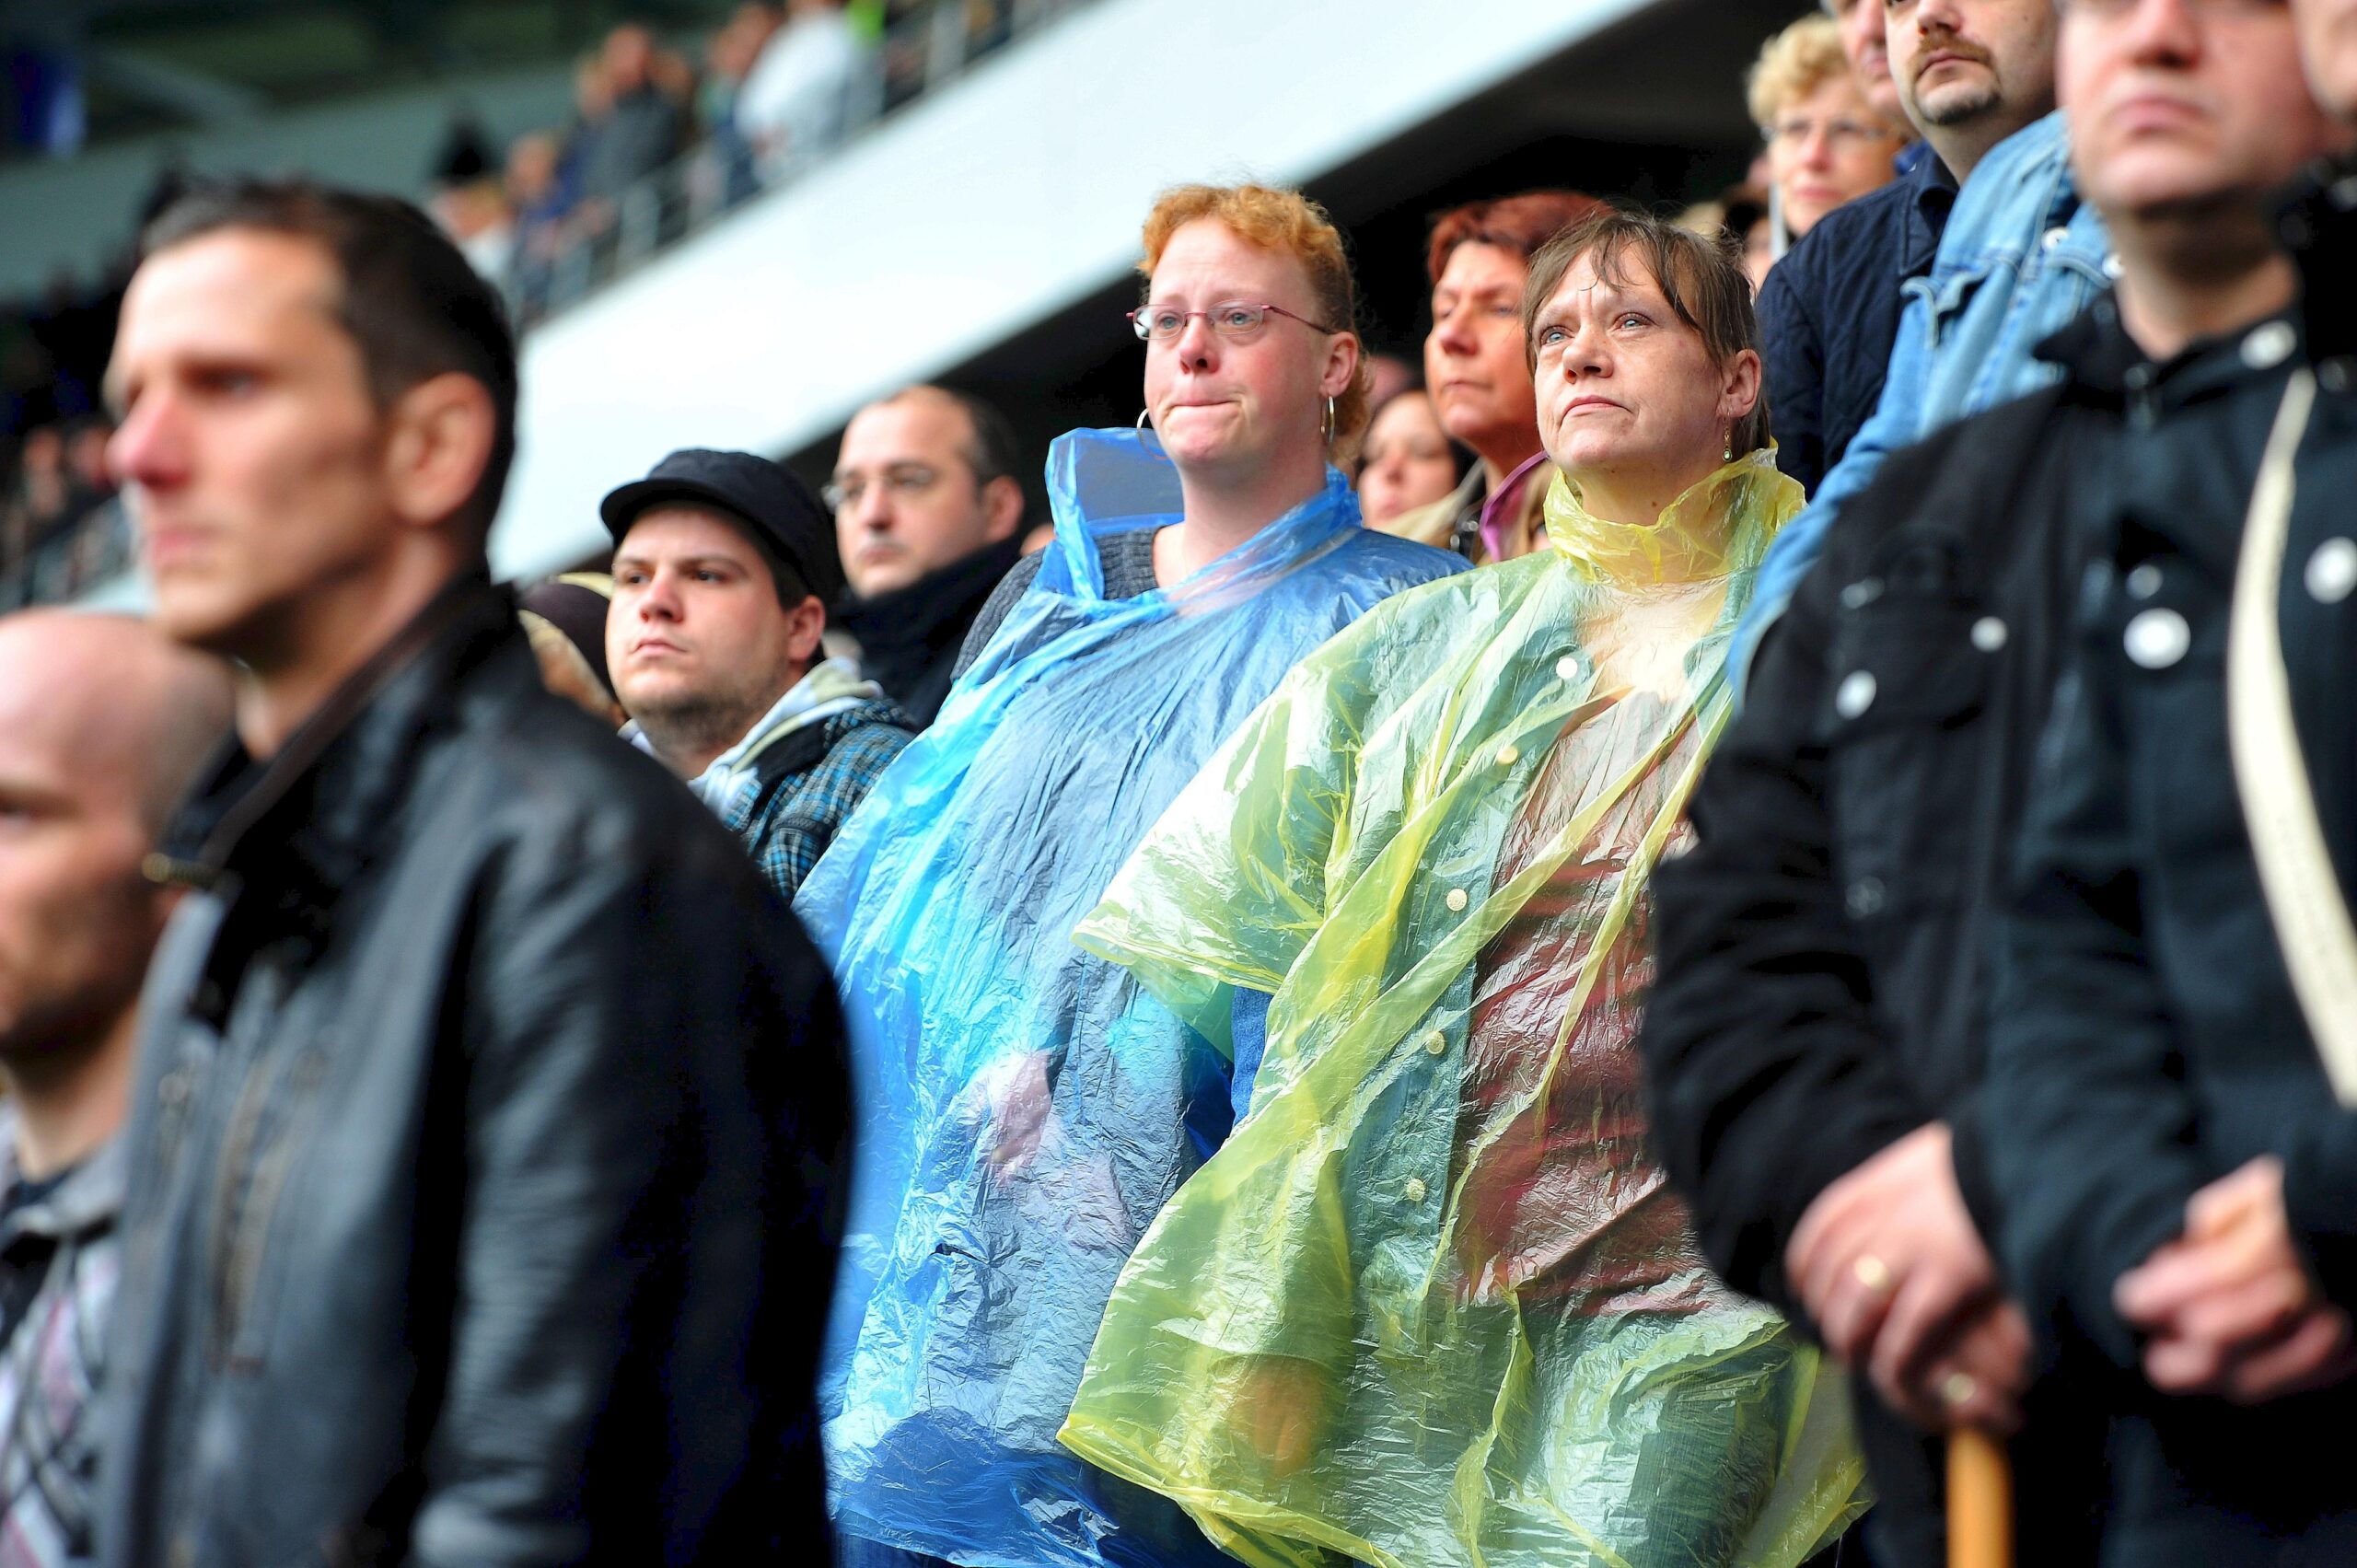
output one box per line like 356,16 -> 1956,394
1747,13 -> 1852,129
1139,183 -> 1370,463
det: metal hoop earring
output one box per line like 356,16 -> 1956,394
1137,408 -> 1152,433
1322,396 -> 1337,445
1136,407 -> 1155,452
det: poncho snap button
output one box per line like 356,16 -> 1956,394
1423,1029 -> 1447,1055
2126,563 -> 2163,600
2306,538 -> 2357,604
1403,1178 -> 1427,1203
2124,608 -> 2190,669
1971,617 -> 2008,652
1445,888 -> 1469,912
1495,744 -> 1520,767
1835,670 -> 1876,719
1555,655 -> 1578,679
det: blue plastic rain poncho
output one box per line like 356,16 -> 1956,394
1059,451 -> 1868,1568
794,427 -> 1463,1567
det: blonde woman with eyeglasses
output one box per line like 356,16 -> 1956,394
1750,13 -> 1911,254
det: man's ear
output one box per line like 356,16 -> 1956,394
384,372 -> 496,535
981,475 -> 1024,543
784,594 -> 828,666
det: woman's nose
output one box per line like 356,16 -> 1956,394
1174,313 -> 1220,365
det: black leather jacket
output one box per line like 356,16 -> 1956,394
99,576 -> 850,1567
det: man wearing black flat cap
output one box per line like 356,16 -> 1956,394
604,447 -> 914,898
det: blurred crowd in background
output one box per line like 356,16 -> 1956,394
0,4 -> 1915,617
0,0 -> 1056,610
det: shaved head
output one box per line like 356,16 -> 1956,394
0,611 -> 232,1080
0,611 -> 235,831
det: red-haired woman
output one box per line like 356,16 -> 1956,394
1380,190 -> 1607,563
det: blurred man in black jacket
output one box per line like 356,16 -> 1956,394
96,180 -> 849,1568
1641,0 -> 2349,1560
1971,0 -> 2357,1557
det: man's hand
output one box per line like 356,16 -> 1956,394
2116,1156 -> 2357,1402
1786,1122 -> 2028,1432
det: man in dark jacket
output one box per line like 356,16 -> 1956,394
98,180 -> 850,1567
1974,0 -> 2357,1557
1640,0 -> 2348,1561
1759,0 -> 2055,495
827,385 -> 1025,726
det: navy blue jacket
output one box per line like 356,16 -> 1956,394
1759,150 -> 1956,496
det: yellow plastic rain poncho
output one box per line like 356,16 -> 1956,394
1059,448 -> 1867,1568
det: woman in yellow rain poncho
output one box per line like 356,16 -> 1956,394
1059,211 -> 1867,1568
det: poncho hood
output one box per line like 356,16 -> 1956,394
1545,445 -> 1787,585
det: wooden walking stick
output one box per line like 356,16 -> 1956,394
1947,1426 -> 2013,1568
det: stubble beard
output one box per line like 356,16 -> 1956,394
626,682 -> 758,762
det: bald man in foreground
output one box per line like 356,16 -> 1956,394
0,610 -> 231,1567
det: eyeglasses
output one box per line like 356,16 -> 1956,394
823,461 -> 946,514
1764,115 -> 1903,151
1128,300 -> 1345,343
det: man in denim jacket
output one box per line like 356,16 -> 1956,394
1734,107 -> 2117,687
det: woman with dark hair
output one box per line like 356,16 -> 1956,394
1061,209 -> 1863,1568
1381,190 -> 1607,563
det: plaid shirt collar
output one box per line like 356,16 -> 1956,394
0,1111 -> 124,1257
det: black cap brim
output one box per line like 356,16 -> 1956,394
599,476 -> 760,544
